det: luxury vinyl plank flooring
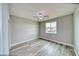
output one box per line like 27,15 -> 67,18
9,39 -> 75,56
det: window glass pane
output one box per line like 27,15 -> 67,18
46,23 -> 51,27
51,22 -> 56,27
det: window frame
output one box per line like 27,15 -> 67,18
45,22 -> 57,34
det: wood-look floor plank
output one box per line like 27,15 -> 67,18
9,39 -> 75,56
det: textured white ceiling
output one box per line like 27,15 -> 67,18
9,3 -> 77,21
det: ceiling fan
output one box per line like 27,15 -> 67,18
33,10 -> 49,21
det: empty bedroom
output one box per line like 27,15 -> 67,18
0,3 -> 79,56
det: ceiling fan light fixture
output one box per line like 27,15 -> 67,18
39,17 -> 43,20
33,10 -> 49,21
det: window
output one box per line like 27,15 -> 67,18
45,22 -> 57,34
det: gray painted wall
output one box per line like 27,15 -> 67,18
10,15 -> 39,47
2,4 -> 9,56
74,5 -> 79,55
0,4 -> 9,55
39,14 -> 73,46
0,3 -> 3,55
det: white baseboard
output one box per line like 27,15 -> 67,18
10,37 -> 38,49
40,37 -> 74,48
